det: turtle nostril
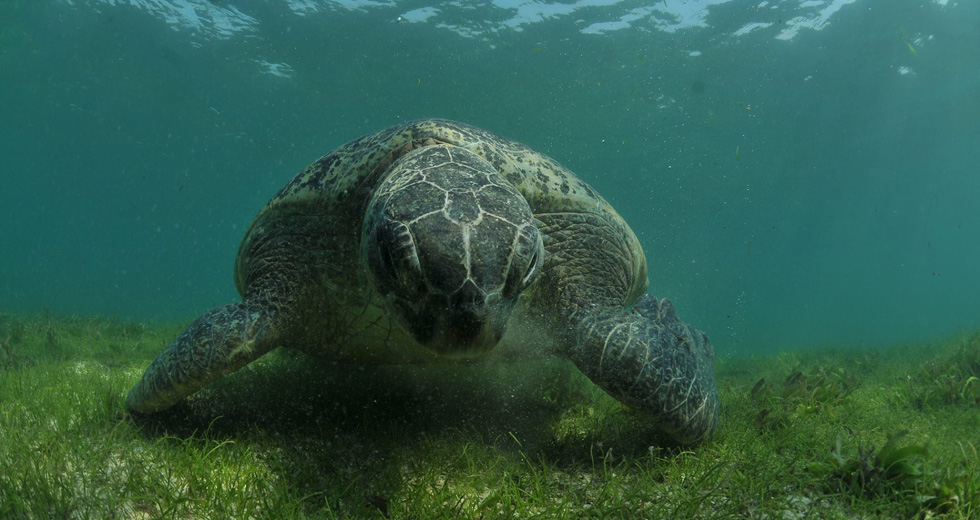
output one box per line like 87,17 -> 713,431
450,280 -> 486,314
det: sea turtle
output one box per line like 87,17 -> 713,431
126,119 -> 720,445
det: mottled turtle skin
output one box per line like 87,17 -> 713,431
126,119 -> 720,445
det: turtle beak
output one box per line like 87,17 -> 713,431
441,307 -> 500,353
397,280 -> 511,357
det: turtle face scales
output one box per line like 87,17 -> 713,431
363,144 -> 544,357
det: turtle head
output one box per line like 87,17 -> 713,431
362,145 -> 544,357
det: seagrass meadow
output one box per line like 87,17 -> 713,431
2,312 -> 980,519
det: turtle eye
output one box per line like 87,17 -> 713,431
502,249 -> 539,299
391,242 -> 425,294
368,220 -> 425,297
521,250 -> 539,288
370,240 -> 401,296
381,245 -> 397,276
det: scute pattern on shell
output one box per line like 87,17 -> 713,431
257,119 -> 620,223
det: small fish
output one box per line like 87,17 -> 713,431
735,146 -> 740,161
531,46 -> 546,54
785,370 -> 804,385
905,41 -> 917,54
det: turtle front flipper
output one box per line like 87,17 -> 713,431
564,295 -> 720,445
126,300 -> 280,413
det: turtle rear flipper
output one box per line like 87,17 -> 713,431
565,298 -> 720,445
126,300 -> 280,413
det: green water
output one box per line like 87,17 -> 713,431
1,0 -> 977,356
